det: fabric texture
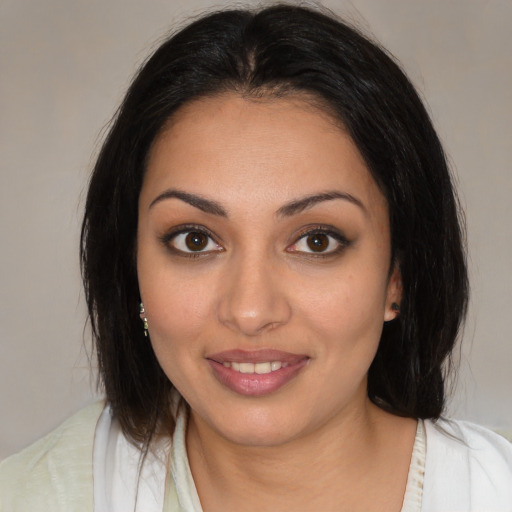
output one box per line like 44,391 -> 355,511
422,418 -> 512,511
1,401 -> 511,511
401,419 -> 425,511
93,406 -> 170,512
0,401 -> 104,512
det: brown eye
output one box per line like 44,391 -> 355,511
185,232 -> 208,251
306,233 -> 329,252
286,228 -> 349,257
165,229 -> 222,255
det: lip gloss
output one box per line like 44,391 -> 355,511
207,349 -> 309,396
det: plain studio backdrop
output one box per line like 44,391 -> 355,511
1,0 -> 511,460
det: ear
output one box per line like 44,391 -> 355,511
384,264 -> 402,322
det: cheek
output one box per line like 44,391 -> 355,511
292,264 -> 388,350
140,273 -> 216,393
143,277 -> 214,345
299,267 -> 387,317
137,243 -> 216,361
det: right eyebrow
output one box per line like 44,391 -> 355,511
148,189 -> 228,217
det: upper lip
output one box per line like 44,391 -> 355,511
207,349 -> 308,365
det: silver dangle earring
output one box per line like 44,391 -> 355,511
139,302 -> 149,336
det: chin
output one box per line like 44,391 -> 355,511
195,401 -> 315,448
220,421 -> 303,448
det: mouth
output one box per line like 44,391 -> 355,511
207,349 -> 309,397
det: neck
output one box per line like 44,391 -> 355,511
185,395 -> 416,512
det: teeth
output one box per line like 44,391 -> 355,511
223,361 -> 285,374
255,362 -> 271,374
239,363 -> 254,374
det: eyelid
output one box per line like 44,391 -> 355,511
158,223 -> 349,258
159,224 -> 223,256
286,225 -> 350,256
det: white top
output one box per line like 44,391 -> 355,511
93,406 -> 512,511
402,419 -> 425,511
2,401 -> 510,511
93,406 -> 169,512
422,419 -> 512,511
93,406 -> 427,512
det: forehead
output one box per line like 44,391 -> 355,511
141,93 -> 386,220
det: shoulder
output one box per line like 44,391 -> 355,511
422,418 -> 512,511
425,417 -> 512,469
0,400 -> 105,512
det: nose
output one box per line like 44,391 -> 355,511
216,252 -> 292,337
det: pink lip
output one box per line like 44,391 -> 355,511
207,349 -> 309,397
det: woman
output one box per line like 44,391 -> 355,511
1,4 -> 511,511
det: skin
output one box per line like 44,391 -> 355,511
137,93 -> 416,511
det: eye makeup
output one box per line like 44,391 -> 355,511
158,221 -> 351,261
286,224 -> 351,259
159,223 -> 223,258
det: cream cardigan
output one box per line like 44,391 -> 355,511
0,402 -> 103,511
1,401 -> 511,511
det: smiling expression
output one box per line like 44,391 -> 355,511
136,93 -> 401,446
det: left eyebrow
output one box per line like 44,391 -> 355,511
276,191 -> 367,217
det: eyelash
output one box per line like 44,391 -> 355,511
159,224 -> 350,259
159,224 -> 223,259
287,225 -> 350,259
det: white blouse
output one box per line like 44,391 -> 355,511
93,406 -> 426,512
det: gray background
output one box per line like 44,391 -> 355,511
1,0 -> 511,460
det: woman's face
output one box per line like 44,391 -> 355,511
137,94 -> 401,447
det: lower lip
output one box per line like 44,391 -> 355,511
207,358 -> 309,397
